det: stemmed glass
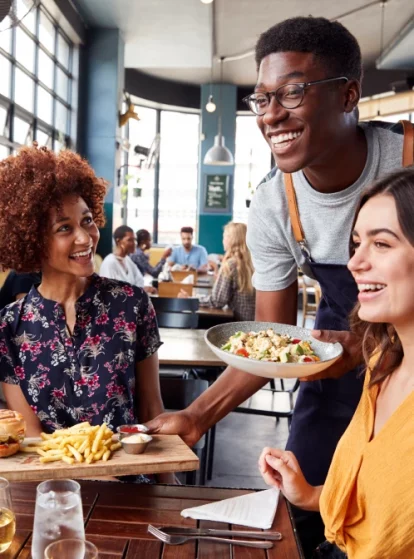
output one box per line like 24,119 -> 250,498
0,478 -> 15,553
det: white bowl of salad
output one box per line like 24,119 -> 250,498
205,321 -> 343,378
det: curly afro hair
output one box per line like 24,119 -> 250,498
255,17 -> 362,82
0,145 -> 108,272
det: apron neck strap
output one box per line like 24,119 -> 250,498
284,122 -> 414,247
400,120 -> 414,167
284,173 -> 305,244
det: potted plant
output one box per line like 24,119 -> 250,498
132,177 -> 142,197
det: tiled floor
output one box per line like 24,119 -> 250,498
207,379 -> 296,489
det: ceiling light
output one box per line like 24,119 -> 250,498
205,95 -> 216,113
204,58 -> 234,166
200,0 -> 214,4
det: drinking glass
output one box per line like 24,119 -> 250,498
0,477 -> 15,553
44,539 -> 98,559
32,480 -> 85,559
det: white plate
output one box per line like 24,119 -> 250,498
204,321 -> 343,379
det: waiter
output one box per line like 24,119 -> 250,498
146,16 -> 413,557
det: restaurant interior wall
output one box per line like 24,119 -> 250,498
78,28 -> 125,257
0,1 -> 78,159
198,83 -> 236,254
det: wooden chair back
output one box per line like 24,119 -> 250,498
158,282 -> 193,298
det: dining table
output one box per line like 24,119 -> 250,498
6,480 -> 304,558
158,328 -> 224,367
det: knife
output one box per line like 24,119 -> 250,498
160,527 -> 282,540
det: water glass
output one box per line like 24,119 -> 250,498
32,479 -> 85,559
0,478 -> 15,553
44,539 -> 98,559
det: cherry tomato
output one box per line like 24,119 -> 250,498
291,338 -> 301,344
236,348 -> 249,358
303,356 -> 313,363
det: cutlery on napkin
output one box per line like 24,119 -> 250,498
181,488 -> 279,530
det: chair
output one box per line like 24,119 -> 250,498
234,379 -> 300,425
158,282 -> 193,298
148,246 -> 166,267
151,296 -> 199,329
93,254 -> 103,274
301,278 -> 322,327
159,377 -> 212,485
171,270 -> 197,283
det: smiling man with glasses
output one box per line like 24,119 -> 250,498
146,16 -> 412,558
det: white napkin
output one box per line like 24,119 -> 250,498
181,274 -> 194,284
181,488 -> 279,529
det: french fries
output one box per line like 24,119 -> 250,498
22,422 -> 121,465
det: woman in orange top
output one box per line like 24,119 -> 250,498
258,167 -> 414,559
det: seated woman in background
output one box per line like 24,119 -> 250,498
100,225 -> 155,294
181,222 -> 255,321
259,167 -> 414,559
0,146 -> 165,455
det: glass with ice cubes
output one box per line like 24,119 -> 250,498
32,480 -> 85,559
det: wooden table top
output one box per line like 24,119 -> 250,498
197,306 -> 233,318
7,481 -> 303,559
158,328 -> 225,367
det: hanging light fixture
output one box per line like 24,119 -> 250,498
205,4 -> 216,113
204,57 -> 234,166
206,94 -> 216,113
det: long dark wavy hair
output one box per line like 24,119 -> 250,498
349,167 -> 414,386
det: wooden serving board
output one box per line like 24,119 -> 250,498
0,435 -> 198,482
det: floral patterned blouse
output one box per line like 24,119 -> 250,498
0,275 -> 161,433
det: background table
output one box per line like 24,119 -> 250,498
158,328 -> 224,367
7,481 -> 304,558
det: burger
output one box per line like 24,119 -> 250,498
0,410 -> 26,457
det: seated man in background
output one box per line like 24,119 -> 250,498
130,229 -> 172,278
168,226 -> 208,273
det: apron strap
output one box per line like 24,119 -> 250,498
284,173 -> 306,244
285,121 -> 414,248
400,120 -> 414,167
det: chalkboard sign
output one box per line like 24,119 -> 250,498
204,174 -> 229,211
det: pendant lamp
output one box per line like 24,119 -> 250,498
204,57 -> 234,166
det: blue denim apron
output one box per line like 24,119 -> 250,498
283,172 -> 363,486
283,118 -> 414,487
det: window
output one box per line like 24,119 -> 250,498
233,116 -> 271,223
128,107 -> 157,235
0,3 -> 77,153
127,107 -> 200,244
158,111 -> 199,244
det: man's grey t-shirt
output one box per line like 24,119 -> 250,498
247,121 -> 405,292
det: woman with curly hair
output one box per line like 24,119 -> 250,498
0,145 -> 165,449
258,167 -> 414,559
180,222 -> 255,321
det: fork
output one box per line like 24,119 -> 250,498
148,525 -> 273,549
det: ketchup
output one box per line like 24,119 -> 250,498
120,426 -> 141,433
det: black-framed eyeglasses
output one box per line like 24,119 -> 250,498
243,77 -> 349,115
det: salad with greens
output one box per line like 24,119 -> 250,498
221,329 -> 320,363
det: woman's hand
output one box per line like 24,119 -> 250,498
177,289 -> 189,299
258,448 -> 321,511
